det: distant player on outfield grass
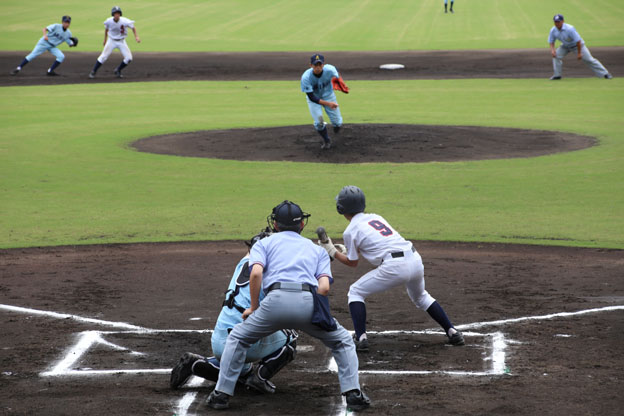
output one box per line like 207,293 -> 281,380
89,6 -> 141,79
10,16 -> 78,76
548,14 -> 612,80
444,0 -> 455,14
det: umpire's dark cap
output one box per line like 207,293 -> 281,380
271,200 -> 310,229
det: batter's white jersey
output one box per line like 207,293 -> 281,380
343,213 -> 414,266
104,16 -> 134,40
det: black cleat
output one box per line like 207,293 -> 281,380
353,335 -> 370,352
114,69 -> 124,78
206,390 -> 230,410
321,138 -> 332,150
244,364 -> 276,394
550,75 -> 562,80
46,71 -> 59,76
605,73 -> 613,79
448,330 -> 465,346
10,68 -> 20,76
170,352 -> 203,389
88,71 -> 96,79
345,389 -> 371,411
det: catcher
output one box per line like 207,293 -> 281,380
301,53 -> 349,150
10,16 -> 78,76
170,229 -> 298,394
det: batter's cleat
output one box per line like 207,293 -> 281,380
10,68 -> 20,76
333,125 -> 341,134
88,71 -> 96,79
448,331 -> 465,346
170,352 -> 203,389
114,69 -> 124,78
321,138 -> 332,150
550,75 -> 562,80
244,364 -> 276,394
206,390 -> 230,410
605,73 -> 613,79
46,71 -> 59,76
353,335 -> 370,352
345,389 -> 371,411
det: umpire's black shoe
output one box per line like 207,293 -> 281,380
170,352 -> 202,389
10,68 -> 20,76
345,389 -> 371,411
206,390 -> 230,410
244,364 -> 276,394
46,71 -> 59,76
353,335 -> 370,352
549,75 -> 562,80
448,330 -> 465,346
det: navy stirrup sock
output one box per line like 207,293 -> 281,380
317,126 -> 330,142
48,60 -> 61,72
19,58 -> 29,68
92,60 -> 102,73
426,301 -> 453,334
116,61 -> 128,71
349,301 -> 367,340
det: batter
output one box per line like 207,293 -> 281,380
319,186 -> 465,352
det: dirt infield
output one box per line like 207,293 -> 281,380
1,241 -> 622,415
131,124 -> 595,163
2,47 -> 623,86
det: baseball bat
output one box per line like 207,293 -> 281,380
316,226 -> 329,244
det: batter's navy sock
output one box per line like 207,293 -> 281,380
48,60 -> 61,73
349,301 -> 367,340
426,301 -> 453,335
317,126 -> 331,143
92,60 -> 102,73
18,58 -> 29,69
116,61 -> 128,72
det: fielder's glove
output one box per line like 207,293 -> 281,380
69,37 -> 79,47
331,76 -> 349,94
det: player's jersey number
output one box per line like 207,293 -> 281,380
368,220 -> 393,236
120,25 -> 125,35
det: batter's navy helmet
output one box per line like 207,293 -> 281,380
111,6 -> 122,16
268,200 -> 310,233
336,185 -> 366,215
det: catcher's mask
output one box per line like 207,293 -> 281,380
267,200 -> 310,233
245,227 -> 273,249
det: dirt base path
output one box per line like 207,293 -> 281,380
1,241 -> 622,415
2,47 -> 623,86
132,123 -> 595,163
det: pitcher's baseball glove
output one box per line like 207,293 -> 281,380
331,76 -> 349,93
69,37 -> 79,47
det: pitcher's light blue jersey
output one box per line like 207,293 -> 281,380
548,23 -> 583,48
214,255 -> 266,332
43,23 -> 73,47
301,64 -> 340,101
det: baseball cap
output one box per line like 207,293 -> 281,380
553,14 -> 564,22
310,54 -> 325,65
62,15 -> 71,23
271,200 -> 310,227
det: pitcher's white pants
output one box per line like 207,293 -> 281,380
97,38 -> 132,64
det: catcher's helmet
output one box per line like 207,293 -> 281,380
111,6 -> 122,16
336,185 -> 366,215
245,228 -> 272,249
62,15 -> 71,23
267,200 -> 310,233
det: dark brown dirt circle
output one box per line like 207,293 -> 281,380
131,123 -> 596,163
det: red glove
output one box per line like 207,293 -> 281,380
331,76 -> 349,94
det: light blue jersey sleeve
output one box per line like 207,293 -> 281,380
45,23 -> 72,47
548,27 -> 557,44
301,68 -> 314,93
314,247 -> 333,284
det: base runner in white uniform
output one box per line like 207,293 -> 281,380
89,6 -> 140,79
319,186 -> 465,352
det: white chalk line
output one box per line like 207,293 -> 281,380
177,376 -> 205,416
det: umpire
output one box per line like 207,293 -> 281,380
207,200 -> 370,411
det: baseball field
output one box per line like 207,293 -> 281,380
1,1 -> 623,415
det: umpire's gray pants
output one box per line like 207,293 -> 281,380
215,287 -> 360,396
553,44 -> 609,78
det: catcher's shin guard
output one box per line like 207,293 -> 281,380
257,330 -> 297,380
190,356 -> 221,382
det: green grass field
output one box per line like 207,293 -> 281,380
2,79 -> 623,249
2,0 -> 623,52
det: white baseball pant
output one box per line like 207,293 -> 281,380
97,38 -> 132,64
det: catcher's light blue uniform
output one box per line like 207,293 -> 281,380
301,64 -> 343,130
211,255 -> 288,364
26,24 -> 73,63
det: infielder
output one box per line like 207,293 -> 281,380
207,201 -> 370,411
549,14 -> 612,80
10,16 -> 78,76
444,0 -> 455,14
319,186 -> 465,352
170,229 -> 298,394
301,54 -> 347,150
89,6 -> 140,79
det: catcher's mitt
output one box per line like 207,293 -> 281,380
331,76 -> 349,94
69,37 -> 79,47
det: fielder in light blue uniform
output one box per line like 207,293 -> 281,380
11,16 -> 76,76
444,0 -> 455,14
301,54 -> 343,150
548,14 -> 612,80
170,230 -> 297,395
